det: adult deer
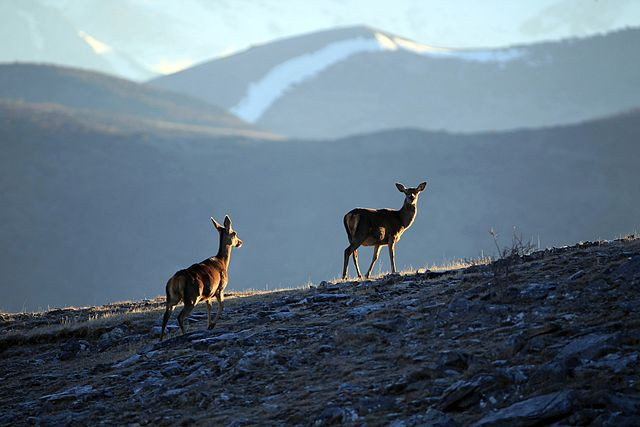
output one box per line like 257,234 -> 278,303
160,215 -> 243,341
342,181 -> 427,280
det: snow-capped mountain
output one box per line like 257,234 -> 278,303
0,0 -> 154,81
150,26 -> 640,139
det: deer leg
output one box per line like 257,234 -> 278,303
160,303 -> 174,341
209,293 -> 224,329
388,240 -> 397,273
177,301 -> 196,335
206,300 -> 212,328
366,245 -> 382,278
343,238 -> 365,280
343,246 -> 353,280
352,249 -> 363,279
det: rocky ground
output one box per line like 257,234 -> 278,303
1,236 -> 639,426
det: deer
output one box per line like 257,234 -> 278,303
342,181 -> 427,280
160,215 -> 243,341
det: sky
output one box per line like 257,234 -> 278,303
4,0 -> 640,75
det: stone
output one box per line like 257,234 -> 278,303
614,257 -> 640,281
437,350 -> 471,372
556,333 -> 618,361
268,311 -> 296,321
162,388 -> 187,397
422,408 -> 458,427
567,270 -> 585,281
310,293 -> 351,303
113,353 -> 142,369
439,375 -> 495,412
586,352 -> 638,373
97,325 -> 128,350
348,303 -> 384,317
472,390 -> 575,426
520,283 -> 555,299
160,360 -> 182,376
58,339 -> 91,360
41,385 -> 95,402
315,406 -> 358,425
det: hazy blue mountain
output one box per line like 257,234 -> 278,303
0,63 -> 280,139
1,100 -> 638,312
150,26 -> 640,138
0,0 -> 153,80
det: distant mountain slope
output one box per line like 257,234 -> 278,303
0,63 -> 279,139
150,26 -> 640,139
0,0 -> 153,80
2,103 -> 639,312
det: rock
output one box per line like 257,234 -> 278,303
472,390 -> 575,426
438,375 -> 495,412
133,375 -> 165,394
113,353 -> 142,369
58,339 -> 91,360
268,311 -> 296,321
497,365 -> 530,385
447,297 -> 473,314
348,303 -> 384,317
150,324 -> 178,337
422,408 -> 458,427
41,385 -> 96,402
356,396 -> 396,414
556,333 -> 618,361
191,330 -> 253,349
226,417 -> 249,427
501,333 -> 526,358
567,270 -> 585,281
314,406 -> 358,425
162,388 -> 187,397
97,325 -> 128,350
585,352 -> 638,373
160,360 -> 182,376
310,293 -> 351,303
593,413 -> 640,427
437,350 -> 471,372
530,360 -> 570,384
614,256 -> 640,281
519,282 -> 555,299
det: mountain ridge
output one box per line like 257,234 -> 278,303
150,26 -> 640,139
0,63 -> 280,139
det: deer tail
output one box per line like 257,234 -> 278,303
343,211 -> 359,243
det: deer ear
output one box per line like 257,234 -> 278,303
417,181 -> 427,192
395,182 -> 406,193
211,217 -> 223,231
223,215 -> 232,229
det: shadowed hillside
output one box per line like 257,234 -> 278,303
1,102 -> 639,312
0,237 -> 638,424
0,63 -> 278,138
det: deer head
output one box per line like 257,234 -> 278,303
395,181 -> 427,206
211,215 -> 243,248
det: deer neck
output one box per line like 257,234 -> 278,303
215,236 -> 233,270
399,200 -> 417,229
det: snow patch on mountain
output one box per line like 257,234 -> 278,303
231,36 -> 386,122
231,32 -> 526,123
77,31 -> 156,81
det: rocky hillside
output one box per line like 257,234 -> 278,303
1,236 -> 639,425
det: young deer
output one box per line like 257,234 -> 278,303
160,215 -> 243,341
342,181 -> 427,280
